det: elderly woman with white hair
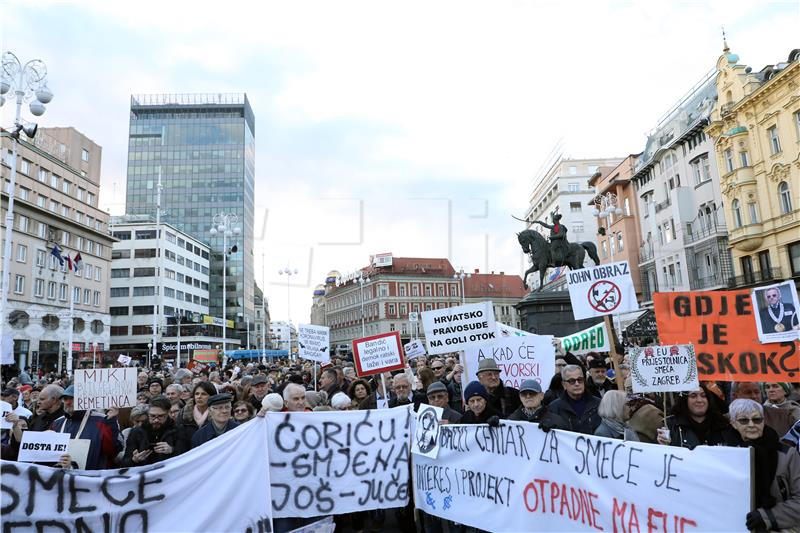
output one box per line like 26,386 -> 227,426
724,398 -> 800,532
594,390 -> 639,441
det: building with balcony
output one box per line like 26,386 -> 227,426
269,321 -> 296,355
706,46 -> 800,287
1,127 -> 113,372
631,69 -> 733,303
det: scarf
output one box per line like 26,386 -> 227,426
193,405 -> 209,427
729,426 -> 780,509
602,417 -> 628,438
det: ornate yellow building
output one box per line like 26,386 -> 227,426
706,46 -> 800,285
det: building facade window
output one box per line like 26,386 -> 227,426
788,242 -> 800,277
732,199 -> 743,228
16,244 -> 26,263
34,278 -> 44,298
14,275 -> 24,294
81,149 -> 89,162
779,182 -> 793,214
748,202 -> 759,224
724,148 -> 734,173
739,151 -> 750,167
768,126 -> 781,154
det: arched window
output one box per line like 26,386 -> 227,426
732,199 -> 743,228
779,181 -> 793,214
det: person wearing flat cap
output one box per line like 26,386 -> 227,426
190,393 -> 239,449
508,379 -> 557,425
586,355 -> 615,398
248,374 -> 271,412
475,358 -> 521,418
425,382 -> 461,424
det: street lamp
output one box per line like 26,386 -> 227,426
336,271 -> 370,337
0,52 -> 52,371
453,268 -> 471,305
209,212 -> 240,361
278,266 -> 298,324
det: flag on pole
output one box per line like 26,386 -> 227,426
50,245 -> 64,266
65,255 -> 73,271
73,252 -> 83,271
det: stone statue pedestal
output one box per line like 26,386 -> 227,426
515,290 -> 598,337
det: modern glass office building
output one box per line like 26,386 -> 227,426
125,94 -> 255,340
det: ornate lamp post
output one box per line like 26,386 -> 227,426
209,213 -> 240,360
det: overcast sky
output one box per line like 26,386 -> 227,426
1,1 -> 797,323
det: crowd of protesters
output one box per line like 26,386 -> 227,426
2,341 -> 800,533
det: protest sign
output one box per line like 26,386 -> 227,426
298,324 -> 331,363
404,339 -> 426,359
1,334 -> 13,365
0,400 -> 13,429
422,301 -> 497,355
117,354 -> 132,366
353,331 -> 405,377
73,368 -> 137,411
654,290 -> 800,382
414,422 -> 750,532
559,322 -> 610,356
412,404 -> 443,459
464,334 -> 555,389
567,260 -> 639,320
18,431 -> 70,463
267,407 -> 412,518
496,323 -> 532,337
193,349 -> 219,362
2,418 -> 273,532
629,344 -> 699,393
751,281 -> 800,344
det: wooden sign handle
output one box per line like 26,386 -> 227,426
604,314 -> 626,391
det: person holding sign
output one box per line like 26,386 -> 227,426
723,399 -> 800,532
656,385 -> 729,449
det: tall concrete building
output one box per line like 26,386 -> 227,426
125,93 -> 255,343
1,127 -> 113,371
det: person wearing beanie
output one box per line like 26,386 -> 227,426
331,392 -> 352,411
460,381 -> 500,425
764,382 -> 800,422
261,393 -> 284,412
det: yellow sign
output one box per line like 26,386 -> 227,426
202,315 -> 234,329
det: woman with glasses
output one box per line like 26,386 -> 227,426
656,384 -> 728,449
723,399 -> 800,532
233,400 -> 255,423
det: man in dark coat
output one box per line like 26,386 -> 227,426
758,286 -> 799,334
476,359 -> 520,418
586,357 -> 615,398
509,379 -> 559,426
547,365 -> 601,435
28,384 -> 64,432
388,374 -> 425,410
425,382 -> 461,423
191,393 -> 239,449
122,395 -> 185,466
248,375 -> 270,411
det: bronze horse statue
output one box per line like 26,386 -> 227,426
517,229 -> 600,290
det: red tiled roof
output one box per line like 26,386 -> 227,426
464,271 -> 526,298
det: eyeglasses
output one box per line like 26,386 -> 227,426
234,409 -> 249,414
735,416 -> 764,426
564,377 -> 584,385
432,366 -> 444,370
148,412 -> 167,419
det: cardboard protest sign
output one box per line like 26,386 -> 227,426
267,407 -> 412,518
751,281 -> 800,344
0,400 -> 13,429
654,290 -> 800,382
117,354 -> 132,366
422,301 -> 497,355
630,344 -> 699,393
3,418 -> 273,532
414,421 -> 750,532
464,334 -> 555,389
404,339 -> 426,359
73,368 -> 137,410
567,260 -> 639,320
412,404 -> 443,459
559,322 -> 610,355
496,323 -> 532,337
18,431 -> 70,463
298,324 -> 331,363
353,331 -> 405,377
193,349 -> 219,362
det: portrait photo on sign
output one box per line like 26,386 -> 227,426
751,281 -> 800,344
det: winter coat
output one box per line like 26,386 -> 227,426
29,406 -> 65,433
175,399 -> 209,445
485,382 -> 521,419
765,400 -> 800,425
665,413 -> 728,449
547,391 -> 602,435
190,419 -> 239,449
120,418 -> 185,466
50,410 -> 122,470
756,442 -> 800,531
508,405 -> 558,427
627,404 -> 663,444
439,405 -> 462,424
594,419 -> 640,441
389,392 -> 426,411
460,404 -> 500,425
586,377 -> 616,399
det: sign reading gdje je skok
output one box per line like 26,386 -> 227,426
353,331 -> 405,377
422,301 -> 497,355
567,260 -> 639,320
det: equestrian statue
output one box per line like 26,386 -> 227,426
516,210 -> 600,291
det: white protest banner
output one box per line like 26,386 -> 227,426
567,260 -> 639,320
496,323 -> 532,337
1,334 -> 13,365
630,344 -> 699,393
559,322 -> 610,355
18,431 -> 70,463
299,323 -> 331,363
422,301 -> 497,355
353,331 -> 405,376
414,422 -> 750,532
2,418 -> 273,532
117,354 -> 132,366
412,404 -> 443,459
0,400 -> 13,429
268,406 -> 412,518
73,368 -> 137,410
751,280 -> 800,344
464,334 -> 555,389
404,339 -> 426,359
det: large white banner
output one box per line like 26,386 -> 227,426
1,418 -> 273,532
268,407 -> 412,518
298,324 -> 331,364
464,334 -> 555,389
414,422 -> 750,532
567,260 -> 640,320
422,301 -> 497,355
73,368 -> 138,410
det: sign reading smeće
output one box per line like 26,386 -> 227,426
18,431 -> 70,463
422,301 -> 497,355
629,344 -> 699,393
73,368 -> 137,411
353,331 -> 405,377
298,324 -> 331,364
567,260 -> 639,320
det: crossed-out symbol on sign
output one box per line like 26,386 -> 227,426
588,280 -> 621,313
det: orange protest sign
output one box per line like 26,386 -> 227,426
654,290 -> 799,383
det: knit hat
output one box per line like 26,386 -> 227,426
464,381 -> 489,402
261,393 -> 284,412
331,392 -> 351,410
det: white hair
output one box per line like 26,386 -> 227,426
331,392 -> 352,410
165,384 -> 182,394
282,383 -> 305,401
597,390 -> 627,421
561,364 -> 583,380
729,399 -> 763,420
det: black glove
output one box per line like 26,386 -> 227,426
539,419 -> 556,433
487,415 -> 501,428
745,510 -> 765,531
